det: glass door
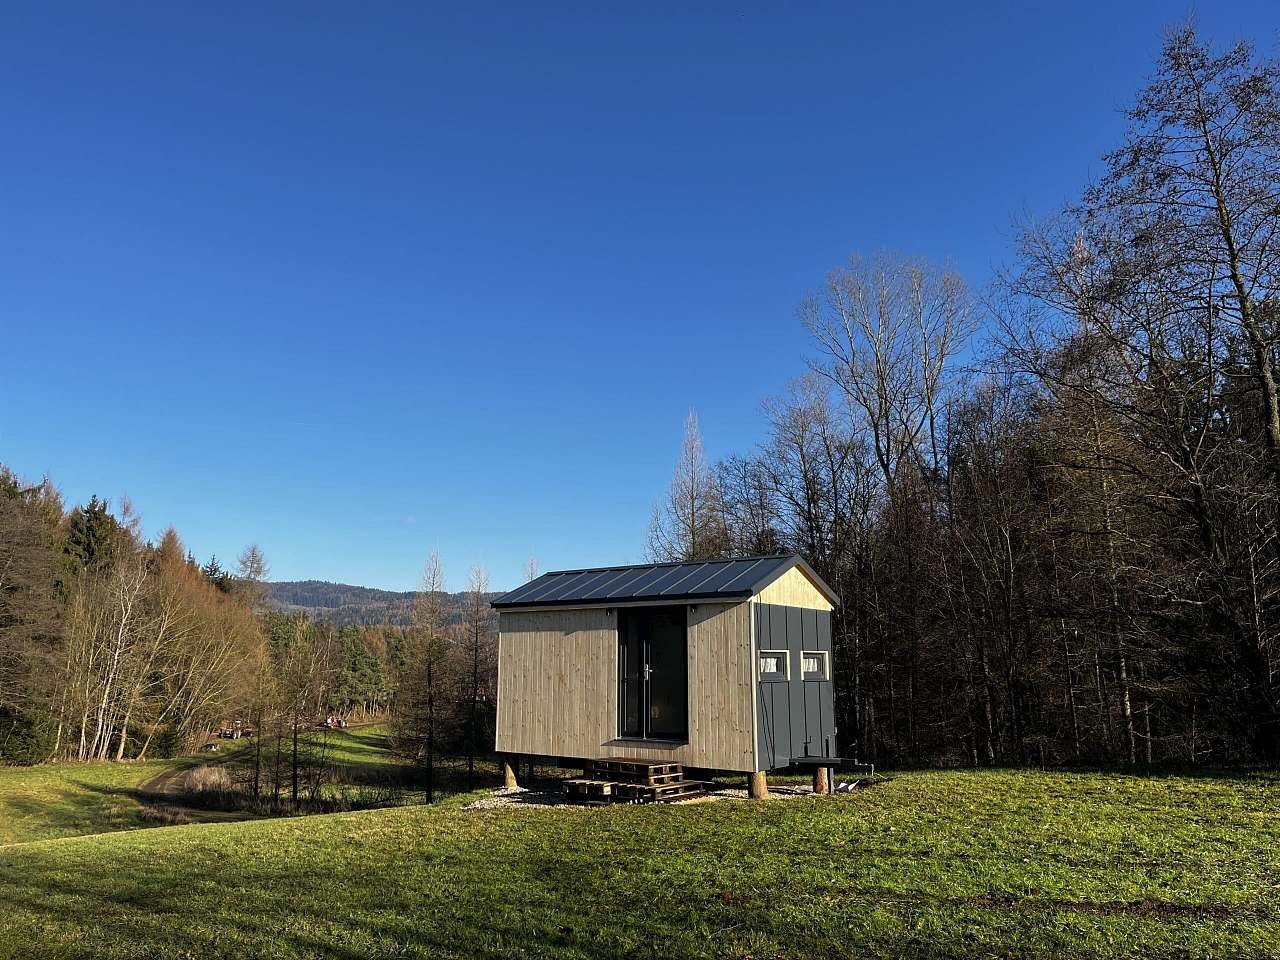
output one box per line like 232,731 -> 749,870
618,606 -> 688,740
619,613 -> 644,738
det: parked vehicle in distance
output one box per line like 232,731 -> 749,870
217,720 -> 255,740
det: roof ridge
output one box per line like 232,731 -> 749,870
539,553 -> 793,578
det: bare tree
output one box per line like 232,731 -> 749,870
1089,25 -> 1280,480
803,252 -> 969,490
647,410 -> 729,561
461,563 -> 495,789
393,550 -> 453,801
235,544 -> 271,612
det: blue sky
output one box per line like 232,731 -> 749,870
2,3 -> 1274,591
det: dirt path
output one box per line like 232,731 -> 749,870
137,746 -> 256,824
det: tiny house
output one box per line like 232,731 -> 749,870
491,555 -> 839,783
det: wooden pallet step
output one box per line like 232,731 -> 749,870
589,760 -> 683,783
591,770 -> 686,786
562,778 -> 618,797
652,781 -> 706,797
612,780 -> 708,803
592,758 -> 682,775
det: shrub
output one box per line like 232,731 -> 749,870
183,765 -> 232,793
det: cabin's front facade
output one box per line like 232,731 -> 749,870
491,555 -> 838,778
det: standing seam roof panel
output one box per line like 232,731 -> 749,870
655,561 -> 717,596
718,557 -> 780,593
640,564 -> 713,597
545,569 -> 617,602
581,566 -> 653,599
498,574 -> 558,605
518,572 -> 580,604
696,557 -> 776,593
491,554 -> 833,609
607,565 -> 675,598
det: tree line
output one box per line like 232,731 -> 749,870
0,474 -> 398,769
0,459 -> 499,800
648,27 -> 1280,768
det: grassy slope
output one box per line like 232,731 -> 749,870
297,724 -> 402,770
1,769 -> 1278,959
0,727 -> 404,847
0,758 -> 183,846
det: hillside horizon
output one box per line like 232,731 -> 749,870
266,579 -> 504,627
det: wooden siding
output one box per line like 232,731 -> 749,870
753,565 -> 834,611
494,601 -> 757,771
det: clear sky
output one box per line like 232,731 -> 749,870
2,3 -> 1274,591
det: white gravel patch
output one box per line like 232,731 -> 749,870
463,780 -> 844,811
464,786 -> 582,811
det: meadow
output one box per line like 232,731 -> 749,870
0,726 -> 421,845
0,757 -> 184,846
1,767 -> 1277,958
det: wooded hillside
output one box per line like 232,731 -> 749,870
266,581 -> 498,628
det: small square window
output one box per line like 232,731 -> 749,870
758,650 -> 789,682
802,651 -> 829,681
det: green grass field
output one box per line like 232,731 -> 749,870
1,768 -> 1277,958
0,757 -> 187,846
0,726 -> 410,847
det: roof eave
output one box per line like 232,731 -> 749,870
491,589 -> 755,611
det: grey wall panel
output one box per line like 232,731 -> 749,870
785,605 -> 805,753
754,603 -> 837,770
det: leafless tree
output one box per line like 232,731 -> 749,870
460,563 -> 495,789
392,550 -> 454,800
647,410 -> 729,562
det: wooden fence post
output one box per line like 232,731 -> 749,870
748,771 -> 769,800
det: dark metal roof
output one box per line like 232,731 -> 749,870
491,554 -> 838,609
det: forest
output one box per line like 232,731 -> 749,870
648,28 -> 1280,769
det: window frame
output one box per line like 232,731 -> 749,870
801,650 -> 829,681
758,649 -> 790,682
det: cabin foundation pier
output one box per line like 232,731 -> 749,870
502,756 -> 519,790
812,766 -> 829,795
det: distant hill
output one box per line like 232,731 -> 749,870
266,580 -> 501,627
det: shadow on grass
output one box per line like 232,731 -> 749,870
865,762 -> 1280,783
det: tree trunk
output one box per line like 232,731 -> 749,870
1061,625 -> 1081,761
425,658 -> 435,804
114,708 -> 130,761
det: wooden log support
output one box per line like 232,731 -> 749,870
502,756 -> 518,790
812,766 -> 829,795
747,770 -> 769,800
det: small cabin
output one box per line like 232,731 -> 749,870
491,555 -> 839,781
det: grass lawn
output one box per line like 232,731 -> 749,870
1,769 -> 1278,958
0,726 -> 408,847
221,724 -> 404,772
0,757 -> 185,846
